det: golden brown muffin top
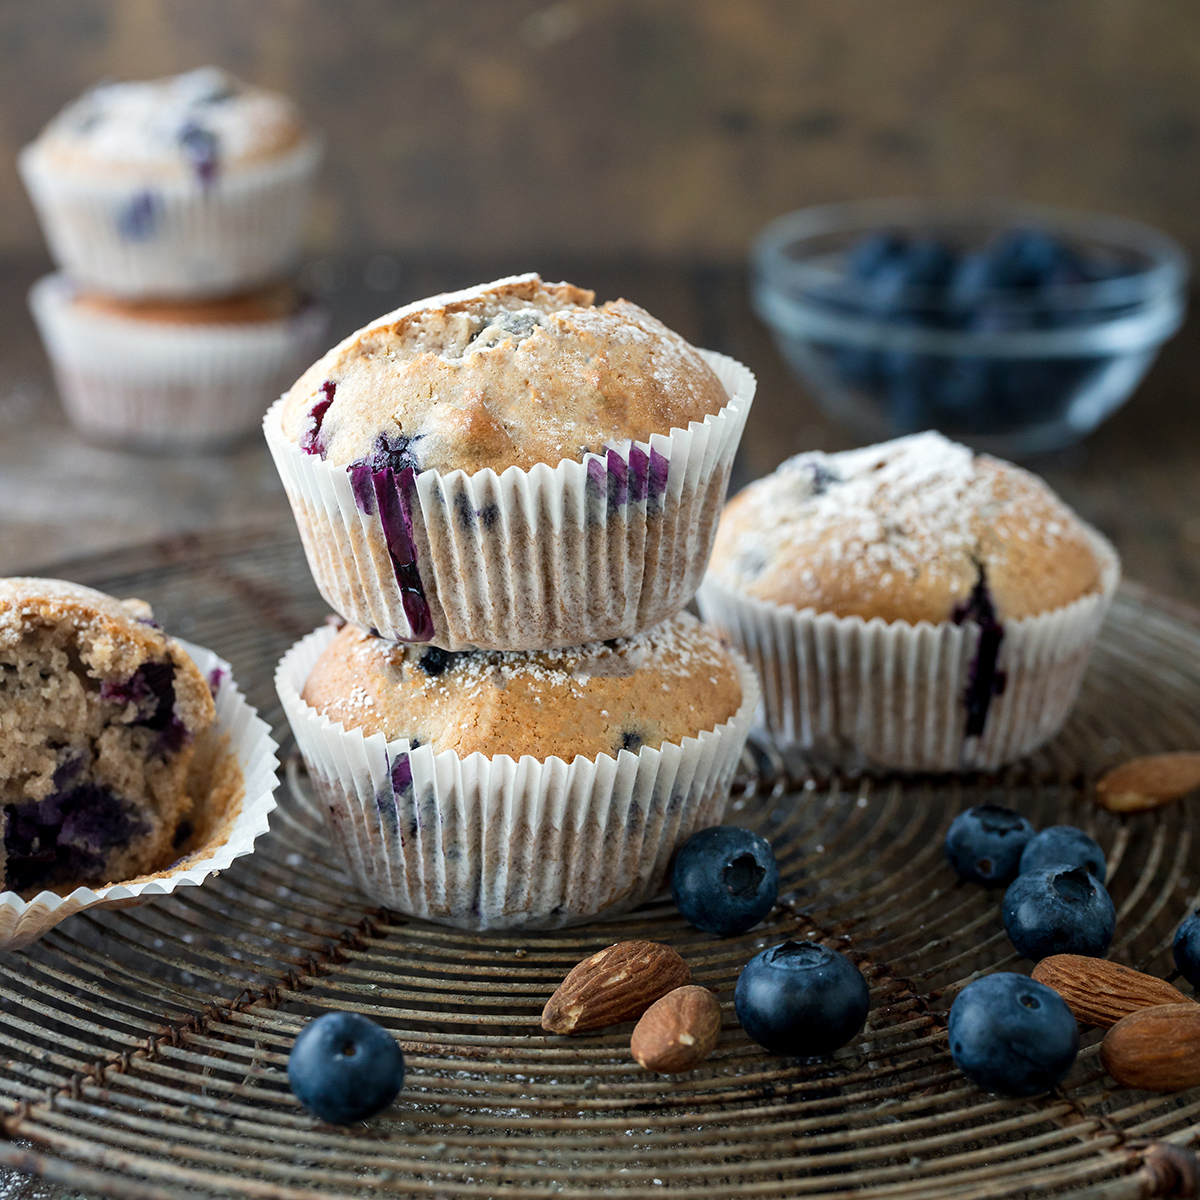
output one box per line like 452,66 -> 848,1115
707,433 -> 1108,624
279,273 -> 729,475
302,612 -> 743,762
0,578 -> 215,736
73,282 -> 303,326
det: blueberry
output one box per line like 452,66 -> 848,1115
734,940 -> 869,1056
944,805 -> 1034,887
115,190 -> 159,241
1173,911 -> 1200,988
948,973 -> 1078,1096
670,826 -> 780,936
846,231 -> 907,281
1002,865 -> 1116,961
1019,826 -> 1106,881
287,1012 -> 405,1124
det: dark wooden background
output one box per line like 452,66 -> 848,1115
3,1 -> 1200,264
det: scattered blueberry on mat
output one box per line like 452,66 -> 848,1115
1002,865 -> 1116,961
949,973 -> 1079,1096
288,1012 -> 405,1124
944,805 -> 1035,887
1173,911 -> 1200,989
670,826 -> 781,937
734,940 -> 869,1056
1018,826 -> 1106,881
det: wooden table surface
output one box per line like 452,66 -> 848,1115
0,251 -> 1198,1199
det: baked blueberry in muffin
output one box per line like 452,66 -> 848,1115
0,579 -> 215,894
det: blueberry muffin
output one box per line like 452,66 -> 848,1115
277,612 -> 758,928
265,274 -> 755,649
302,611 -> 743,761
697,432 -> 1119,771
0,579 -> 216,894
20,67 -> 320,297
30,273 -> 328,448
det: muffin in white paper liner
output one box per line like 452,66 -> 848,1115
30,273 -> 329,449
0,639 -> 279,951
276,622 -> 759,930
19,137 -> 321,299
264,351 -> 755,651
696,530 -> 1120,774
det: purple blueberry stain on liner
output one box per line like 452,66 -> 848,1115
300,381 -> 336,456
206,667 -> 226,698
347,460 -> 434,641
116,190 -> 159,241
390,753 -> 414,797
952,566 -> 1007,737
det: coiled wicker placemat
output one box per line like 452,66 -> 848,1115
1,528 -> 1199,1200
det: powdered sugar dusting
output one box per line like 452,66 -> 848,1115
715,432 -> 1081,592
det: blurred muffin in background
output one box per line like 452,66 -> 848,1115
19,67 -> 320,298
30,273 -> 328,450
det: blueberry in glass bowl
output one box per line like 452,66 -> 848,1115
751,199 -> 1188,456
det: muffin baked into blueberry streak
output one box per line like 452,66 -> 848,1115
266,273 -> 755,650
0,579 -> 215,895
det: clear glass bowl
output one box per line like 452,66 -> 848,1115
751,198 -> 1189,456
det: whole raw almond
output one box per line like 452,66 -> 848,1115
1101,1003 -> 1200,1092
630,985 -> 722,1073
541,941 -> 691,1035
1032,955 -> 1189,1027
1096,753 -> 1200,813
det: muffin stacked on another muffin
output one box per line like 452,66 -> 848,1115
273,274 -> 758,928
21,67 -> 325,447
267,272 -> 754,649
0,579 -> 216,895
698,432 -> 1119,772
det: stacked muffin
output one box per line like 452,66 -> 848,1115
272,274 -> 759,928
21,67 -> 326,449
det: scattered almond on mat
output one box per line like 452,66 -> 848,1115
1031,955 -> 1189,1027
630,985 -> 722,1073
1101,1003 -> 1200,1092
541,941 -> 691,1035
1095,752 -> 1200,813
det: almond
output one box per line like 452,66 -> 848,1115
630,985 -> 722,1073
541,941 -> 691,1035
1101,1003 -> 1200,1091
1095,753 -> 1200,813
1031,955 -> 1189,1027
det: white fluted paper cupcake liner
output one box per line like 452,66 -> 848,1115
0,639 -> 279,950
30,273 -> 329,448
19,137 -> 321,299
276,622 -> 759,929
264,351 -> 755,650
695,530 -> 1120,773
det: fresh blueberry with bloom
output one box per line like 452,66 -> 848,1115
734,940 -> 869,1056
1002,865 -> 1116,961
1173,911 -> 1200,989
288,1012 -> 405,1124
1018,826 -> 1106,881
670,826 -> 780,937
944,805 -> 1035,887
949,973 -> 1079,1096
